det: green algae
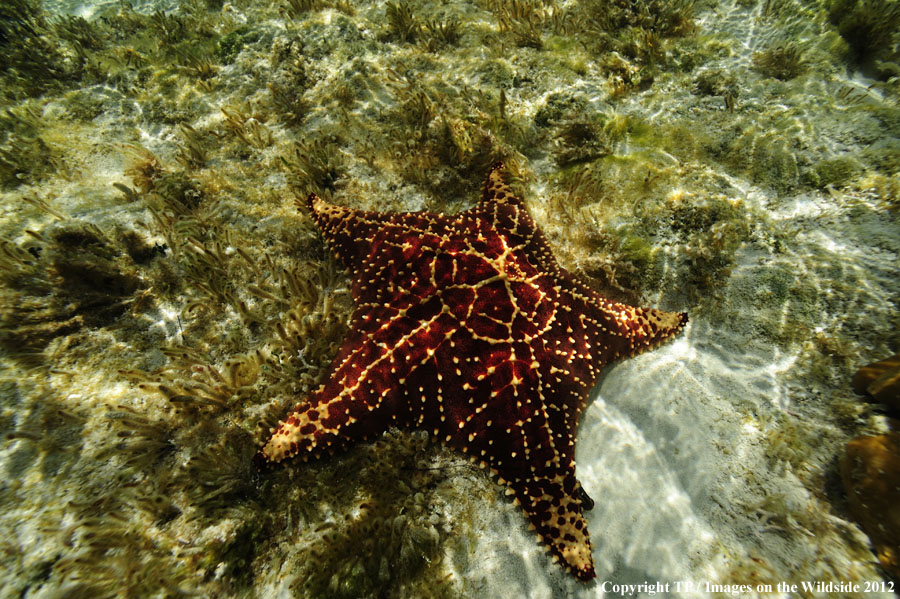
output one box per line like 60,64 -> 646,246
216,26 -> 263,64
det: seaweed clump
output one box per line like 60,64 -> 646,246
576,0 -> 696,62
256,430 -> 455,599
0,0 -> 69,98
0,103 -> 58,188
827,0 -> 900,79
0,222 -> 147,362
552,119 -> 613,167
752,41 -> 807,80
481,0 -> 694,97
489,0 -> 562,49
385,1 -> 421,44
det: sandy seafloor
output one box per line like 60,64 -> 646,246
1,0 -> 899,598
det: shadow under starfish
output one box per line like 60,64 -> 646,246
255,162 -> 688,581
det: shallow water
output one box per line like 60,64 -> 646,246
1,1 -> 898,597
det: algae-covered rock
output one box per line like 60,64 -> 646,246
811,155 -> 863,189
841,432 -> 900,579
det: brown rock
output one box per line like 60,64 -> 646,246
852,354 -> 900,411
842,432 -> 900,580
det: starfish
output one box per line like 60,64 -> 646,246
256,163 -> 688,581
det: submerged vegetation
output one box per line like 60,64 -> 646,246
751,41 -> 807,80
0,0 -> 897,596
826,0 -> 900,79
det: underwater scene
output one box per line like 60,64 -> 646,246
1,0 -> 899,597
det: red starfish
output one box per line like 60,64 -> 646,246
256,163 -> 688,581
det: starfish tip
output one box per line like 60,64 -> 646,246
575,563 -> 596,582
251,451 -> 272,472
305,193 -> 318,213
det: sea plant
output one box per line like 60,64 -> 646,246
420,17 -> 462,52
552,119 -> 612,167
491,0 -> 548,49
283,137 -> 346,193
827,0 -> 900,78
283,0 -> 327,18
0,221 -> 146,364
386,1 -> 420,43
53,15 -> 107,52
0,0 -> 70,98
578,0 -> 696,41
752,41 -> 807,80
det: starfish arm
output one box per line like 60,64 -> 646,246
257,388 -> 380,464
542,284 -> 686,435
304,194 -> 396,276
513,471 -> 596,580
478,164 -> 688,360
429,387 -> 597,579
305,194 -> 471,265
417,303 -> 598,578
258,296 -> 457,464
306,195 -> 479,305
427,370 -> 596,579
476,164 -> 536,254
477,163 -> 564,276
558,285 -> 689,363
